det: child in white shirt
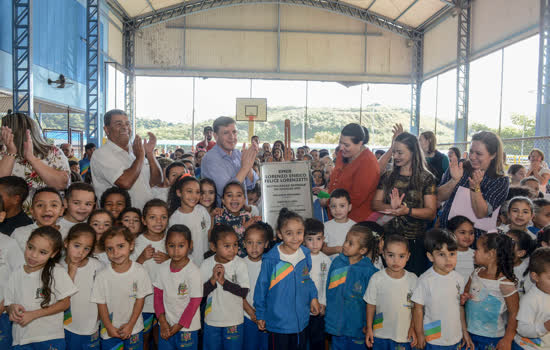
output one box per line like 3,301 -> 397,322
87,209 -> 115,265
365,235 -> 417,350
303,218 -> 332,349
154,225 -> 203,350
200,224 -> 249,350
507,229 -> 536,295
412,229 -> 472,350
168,176 -> 211,266
6,226 -> 78,348
91,226 -> 153,350
243,222 -> 272,350
131,199 -> 171,348
448,216 -> 475,280
322,189 -> 356,258
12,188 -> 67,252
513,247 -> 550,350
61,223 -> 105,350
59,182 -> 96,231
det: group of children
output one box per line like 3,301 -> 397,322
1,169 -> 550,350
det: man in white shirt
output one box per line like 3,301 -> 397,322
91,109 -> 162,210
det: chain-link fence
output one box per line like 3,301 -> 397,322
43,128 -> 84,158
438,136 -> 550,165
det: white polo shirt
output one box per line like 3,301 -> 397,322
91,139 -> 155,210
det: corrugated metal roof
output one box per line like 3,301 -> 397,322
112,0 -> 452,30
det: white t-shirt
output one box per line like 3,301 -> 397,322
60,257 -> 105,335
58,217 -> 78,233
13,223 -> 70,253
90,261 -> 153,339
411,267 -> 465,346
0,264 -> 9,305
200,255 -> 249,327
5,265 -> 78,346
0,233 -> 25,271
131,234 -> 167,313
169,205 -> 211,266
515,258 -> 530,295
310,252 -> 332,306
324,219 -> 356,257
278,245 -> 306,267
456,249 -> 475,281
244,256 -> 262,320
153,260 -> 202,332
91,139 -> 156,210
364,269 -> 418,343
514,285 -> 550,350
95,251 -> 110,265
151,186 -> 170,202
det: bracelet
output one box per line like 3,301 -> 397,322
408,207 -> 413,216
0,151 -> 17,158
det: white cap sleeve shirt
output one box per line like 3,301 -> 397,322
324,219 -> 356,257
131,234 -> 166,313
364,269 -> 418,343
60,257 -> 106,335
90,261 -> 153,339
153,260 -> 203,331
5,264 -> 78,346
310,252 -> 332,307
199,256 -> 250,327
244,256 -> 262,320
514,285 -> 550,350
411,267 -> 465,346
168,205 -> 211,266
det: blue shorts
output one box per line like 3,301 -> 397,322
469,333 -> 501,350
373,337 -> 412,350
142,313 -> 156,335
243,317 -> 268,350
331,335 -> 366,350
13,338 -> 66,350
203,323 -> 243,350
101,332 -> 143,350
426,341 -> 461,350
64,329 -> 100,350
158,328 -> 198,350
0,313 -> 12,349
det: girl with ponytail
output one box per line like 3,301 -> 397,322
6,226 -> 77,348
463,233 -> 519,350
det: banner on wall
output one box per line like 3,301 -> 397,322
261,161 -> 313,228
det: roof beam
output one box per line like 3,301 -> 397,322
394,0 -> 420,22
145,0 -> 156,13
128,0 -> 421,39
106,0 -> 130,20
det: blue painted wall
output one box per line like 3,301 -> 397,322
0,0 -> 108,111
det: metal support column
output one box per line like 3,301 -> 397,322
12,0 -> 33,116
410,36 -> 423,135
124,22 -> 136,135
536,0 -> 550,155
454,0 -> 471,147
86,0 -> 100,146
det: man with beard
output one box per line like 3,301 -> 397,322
196,125 -> 216,151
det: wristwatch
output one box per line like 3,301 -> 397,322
408,207 -> 413,216
470,186 -> 481,193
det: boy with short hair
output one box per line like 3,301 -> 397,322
412,229 -> 472,350
521,177 -> 543,199
303,218 -> 332,349
513,247 -> 550,350
0,176 -> 33,235
322,189 -> 356,257
59,182 -> 96,231
529,198 -> 550,235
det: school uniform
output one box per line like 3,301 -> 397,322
513,285 -> 550,350
12,223 -> 69,253
325,254 -> 378,350
324,219 -> 356,258
131,234 -> 167,335
306,252 -> 331,349
243,256 -> 268,350
60,258 -> 105,350
154,260 -> 202,350
411,267 -> 465,350
90,261 -> 152,350
169,205 -> 211,266
364,269 -> 418,350
514,258 -> 530,295
5,265 -> 78,349
200,255 -> 249,350
456,249 -> 475,281
254,244 -> 318,350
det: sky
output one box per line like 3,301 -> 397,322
107,34 -> 539,131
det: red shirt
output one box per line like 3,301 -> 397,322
328,148 -> 380,222
196,140 -> 216,151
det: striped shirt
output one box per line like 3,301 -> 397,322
438,169 -> 509,237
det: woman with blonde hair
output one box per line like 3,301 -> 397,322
437,131 -> 509,238
0,113 -> 70,208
